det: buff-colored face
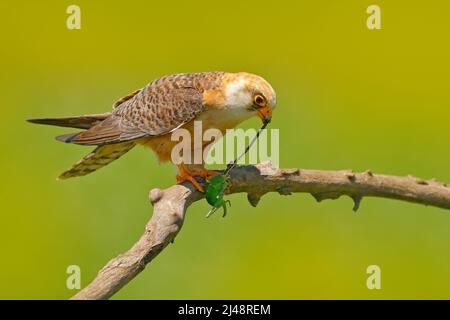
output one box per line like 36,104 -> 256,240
223,72 -> 277,123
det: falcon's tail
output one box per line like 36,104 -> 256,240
28,112 -> 135,179
58,142 -> 136,180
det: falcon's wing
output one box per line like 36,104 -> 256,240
112,89 -> 142,109
68,86 -> 204,146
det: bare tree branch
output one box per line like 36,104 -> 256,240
71,162 -> 450,300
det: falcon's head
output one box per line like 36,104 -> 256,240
221,72 -> 277,124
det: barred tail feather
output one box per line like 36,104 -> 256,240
58,142 -> 135,180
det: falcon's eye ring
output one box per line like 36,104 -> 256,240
253,94 -> 266,108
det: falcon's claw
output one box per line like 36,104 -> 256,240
176,164 -> 208,192
176,173 -> 205,193
190,170 -> 220,181
176,175 -> 205,193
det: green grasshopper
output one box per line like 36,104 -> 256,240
205,174 -> 231,218
204,120 -> 270,218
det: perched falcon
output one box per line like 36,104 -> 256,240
29,72 -> 276,191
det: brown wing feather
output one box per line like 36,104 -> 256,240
27,113 -> 111,129
68,73 -> 225,146
69,116 -> 124,145
112,89 -> 142,109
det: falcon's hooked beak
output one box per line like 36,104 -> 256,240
256,106 -> 272,124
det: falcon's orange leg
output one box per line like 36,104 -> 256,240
176,164 -> 220,192
190,169 -> 220,180
176,164 -> 204,192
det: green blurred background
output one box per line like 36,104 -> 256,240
1,0 -> 449,299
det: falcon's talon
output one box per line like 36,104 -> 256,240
176,173 -> 205,192
176,164 -> 205,192
190,170 -> 220,182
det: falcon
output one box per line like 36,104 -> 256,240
28,72 -> 277,192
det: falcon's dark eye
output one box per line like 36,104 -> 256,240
253,94 -> 266,108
